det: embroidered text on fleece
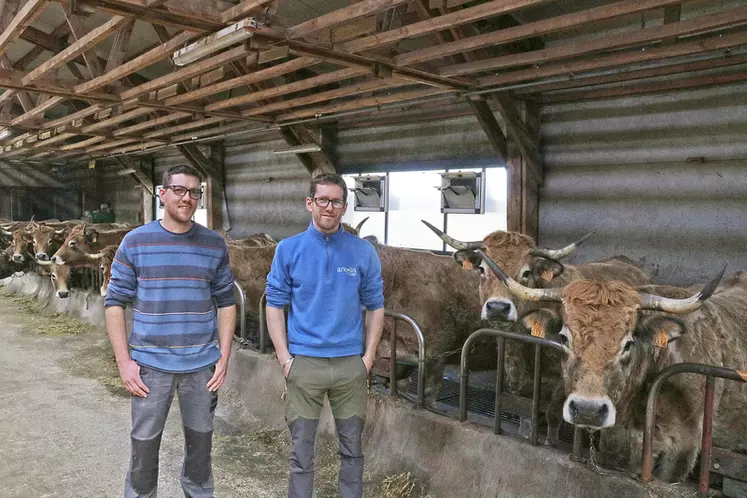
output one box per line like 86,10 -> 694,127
105,221 -> 236,373
265,222 -> 384,358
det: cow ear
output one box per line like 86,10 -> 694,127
636,315 -> 686,348
453,250 -> 482,271
531,258 -> 564,283
519,309 -> 562,339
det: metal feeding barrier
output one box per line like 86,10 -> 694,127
641,363 -> 747,497
382,310 -> 426,409
256,292 -> 427,408
458,328 -> 583,459
232,281 -> 247,341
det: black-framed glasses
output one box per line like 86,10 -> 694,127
163,185 -> 203,200
313,197 -> 345,209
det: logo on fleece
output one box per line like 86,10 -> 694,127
337,266 -> 358,277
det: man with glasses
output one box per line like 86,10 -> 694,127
105,164 -> 236,498
266,173 -> 385,498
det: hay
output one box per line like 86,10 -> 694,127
2,293 -> 99,336
369,472 -> 431,498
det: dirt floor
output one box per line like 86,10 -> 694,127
0,290 -> 430,498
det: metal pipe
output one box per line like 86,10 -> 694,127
531,343 -> 542,446
389,318 -> 398,398
571,426 -> 583,462
641,363 -> 746,482
383,309 -> 426,409
459,328 -> 563,423
232,281 -> 247,342
494,336 -> 505,434
258,291 -> 267,354
699,375 -> 716,498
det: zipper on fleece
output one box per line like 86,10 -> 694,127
325,235 -> 330,280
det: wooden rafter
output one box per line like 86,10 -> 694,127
221,0 -> 276,24
287,0 -> 411,40
0,0 -> 47,57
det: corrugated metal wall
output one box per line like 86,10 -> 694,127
0,162 -> 77,220
539,81 -> 747,286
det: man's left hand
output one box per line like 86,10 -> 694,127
207,357 -> 228,392
362,354 -> 374,373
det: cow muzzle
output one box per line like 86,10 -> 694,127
563,394 -> 616,428
51,255 -> 62,264
57,290 -> 69,299
35,252 -> 49,261
482,298 -> 517,321
12,253 -> 24,263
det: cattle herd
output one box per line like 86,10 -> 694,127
2,216 -> 746,483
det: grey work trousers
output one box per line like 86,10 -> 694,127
124,365 -> 217,498
285,355 -> 368,498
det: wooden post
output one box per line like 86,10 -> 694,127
506,99 -> 539,240
207,144 -> 225,231
141,158 -> 154,223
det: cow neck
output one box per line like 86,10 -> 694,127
157,220 -> 196,237
306,221 -> 344,245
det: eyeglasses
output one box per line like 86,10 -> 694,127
313,197 -> 345,209
163,185 -> 203,200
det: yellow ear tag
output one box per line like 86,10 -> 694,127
541,270 -> 554,282
531,322 -> 545,338
462,260 -> 473,271
653,330 -> 669,348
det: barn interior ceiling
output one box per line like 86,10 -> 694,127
0,0 -> 744,174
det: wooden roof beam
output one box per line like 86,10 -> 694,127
440,5 -> 747,77
64,12 -> 105,79
10,95 -> 63,125
142,116 -> 225,139
221,0 -> 276,24
115,156 -> 154,195
287,0 -> 411,40
0,0 -> 48,57
479,29 -> 747,87
338,0 -> 550,54
395,0 -> 685,66
661,5 -> 682,47
22,15 -> 130,85
177,143 -> 223,182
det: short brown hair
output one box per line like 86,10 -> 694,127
309,173 -> 347,204
162,164 -> 203,187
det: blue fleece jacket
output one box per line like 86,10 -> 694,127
265,222 -> 384,358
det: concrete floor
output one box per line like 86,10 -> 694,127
0,295 -> 287,498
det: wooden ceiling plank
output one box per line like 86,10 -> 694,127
163,56 -> 320,106
221,0 -> 276,24
105,20 -> 136,74
170,120 -> 247,141
276,86 -> 452,121
207,66 -> 370,112
143,116 -> 225,138
440,5 -> 747,77
10,95 -> 63,125
74,30 -> 196,94
478,30 -> 747,87
288,0 -> 411,40
395,0 -> 684,66
81,107 -> 151,133
120,43 -> 251,100
241,76 -> 408,117
22,16 -> 129,85
64,12 -> 105,79
0,0 -> 48,57
59,135 -> 106,150
113,110 -> 191,136
339,0 -> 550,54
42,104 -> 101,129
661,4 -> 682,47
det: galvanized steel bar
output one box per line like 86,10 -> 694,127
531,343 -> 542,446
383,310 -> 426,409
232,281 -> 247,342
699,375 -> 716,498
259,292 -> 267,354
571,426 -> 583,461
494,336 -> 505,434
641,363 -> 746,483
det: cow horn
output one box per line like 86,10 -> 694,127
1,229 -> 11,236
531,231 -> 596,260
35,258 -> 53,266
421,220 -> 483,250
477,249 -> 562,302
355,217 -> 369,234
85,252 -> 108,260
639,264 -> 727,314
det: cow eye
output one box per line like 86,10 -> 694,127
69,240 -> 76,247
622,339 -> 635,354
521,270 -> 531,280
558,332 -> 569,346
50,274 -> 56,281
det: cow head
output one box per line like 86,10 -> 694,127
51,224 -> 96,265
86,245 -> 117,297
341,217 -> 369,237
479,251 -> 725,429
36,258 -> 72,298
422,220 -> 592,322
33,224 -> 68,261
11,227 -> 33,263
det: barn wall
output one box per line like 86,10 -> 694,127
0,163 -> 78,221
538,81 -> 747,286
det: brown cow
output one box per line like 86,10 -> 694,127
30,223 -> 69,261
51,224 -> 135,265
481,254 -> 747,482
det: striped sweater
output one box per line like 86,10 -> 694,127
105,221 -> 236,373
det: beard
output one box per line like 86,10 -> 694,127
316,212 -> 340,231
168,203 -> 197,223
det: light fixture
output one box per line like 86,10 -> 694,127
0,127 -> 12,141
272,144 -> 322,155
172,18 -> 258,66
